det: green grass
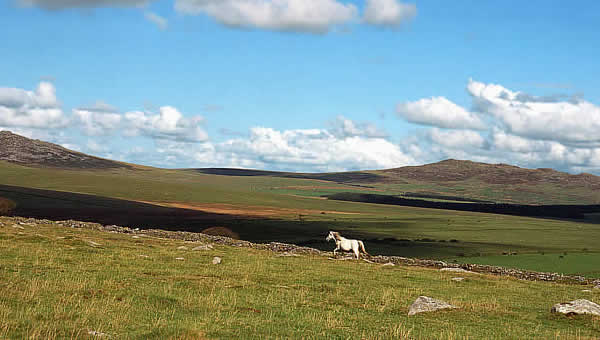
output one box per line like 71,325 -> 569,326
455,253 -> 600,278
2,161 -> 600,276
1,217 -> 600,339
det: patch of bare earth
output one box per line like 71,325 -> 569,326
138,201 -> 359,217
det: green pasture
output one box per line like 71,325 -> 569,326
1,161 -> 600,277
456,253 -> 600,278
1,217 -> 599,339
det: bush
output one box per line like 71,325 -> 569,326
201,226 -> 240,239
0,197 -> 16,215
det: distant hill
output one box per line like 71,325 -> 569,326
2,130 -> 599,204
0,131 -> 130,169
377,159 -> 600,188
193,160 -> 600,205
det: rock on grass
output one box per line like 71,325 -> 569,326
551,299 -> 600,316
408,296 -> 458,316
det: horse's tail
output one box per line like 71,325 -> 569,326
358,241 -> 369,256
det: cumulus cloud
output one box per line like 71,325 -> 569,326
124,106 -> 208,142
73,101 -> 122,136
393,79 -> 600,174
144,11 -> 168,30
174,0 -> 358,33
330,115 -> 387,138
71,101 -> 208,143
211,126 -> 414,172
0,82 -> 68,129
396,96 -> 486,130
428,128 -> 487,150
18,0 -> 150,10
363,0 -> 416,27
467,79 -> 600,146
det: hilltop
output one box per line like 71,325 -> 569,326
0,130 -> 130,169
378,159 -> 600,188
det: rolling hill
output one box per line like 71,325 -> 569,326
0,130 -> 130,169
2,130 -> 600,275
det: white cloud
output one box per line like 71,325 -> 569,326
428,128 -> 486,149
363,0 -> 416,27
124,106 -> 208,142
0,82 -> 68,129
330,115 -> 387,138
73,101 -> 122,136
467,79 -> 600,146
18,0 -> 150,10
212,126 -> 415,172
396,96 -> 486,130
86,139 -> 110,153
144,11 -> 168,30
174,0 -> 358,34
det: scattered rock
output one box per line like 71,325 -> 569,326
382,262 -> 395,267
582,289 -> 592,293
362,259 -> 375,264
440,267 -> 478,274
212,256 -> 222,265
132,235 -> 140,239
87,240 -> 101,247
452,277 -> 465,282
87,330 -> 108,337
551,299 -> 600,316
12,224 -> 25,230
277,252 -> 300,257
175,257 -> 185,261
177,246 -> 188,250
192,244 -> 214,251
138,255 -> 149,258
594,284 -> 600,290
408,296 -> 458,316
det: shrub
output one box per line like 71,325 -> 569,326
201,226 -> 240,239
0,197 -> 16,215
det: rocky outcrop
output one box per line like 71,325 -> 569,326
551,299 -> 600,316
0,130 -> 129,169
408,296 -> 457,316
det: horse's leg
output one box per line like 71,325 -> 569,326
353,244 -> 360,260
333,245 -> 340,257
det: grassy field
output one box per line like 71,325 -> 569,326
456,253 -> 600,278
1,217 -> 600,339
2,161 -> 600,277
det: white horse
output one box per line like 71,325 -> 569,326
325,231 -> 369,259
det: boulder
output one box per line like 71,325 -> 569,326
382,262 -> 395,267
192,244 -> 214,251
551,299 -> 600,316
212,256 -> 222,265
408,296 -> 458,316
451,277 -> 465,282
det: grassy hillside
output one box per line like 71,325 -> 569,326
2,160 -> 600,277
1,217 -> 600,339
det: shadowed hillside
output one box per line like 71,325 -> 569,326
0,130 -> 130,169
190,167 -> 382,184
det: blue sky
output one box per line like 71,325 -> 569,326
1,0 -> 600,173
